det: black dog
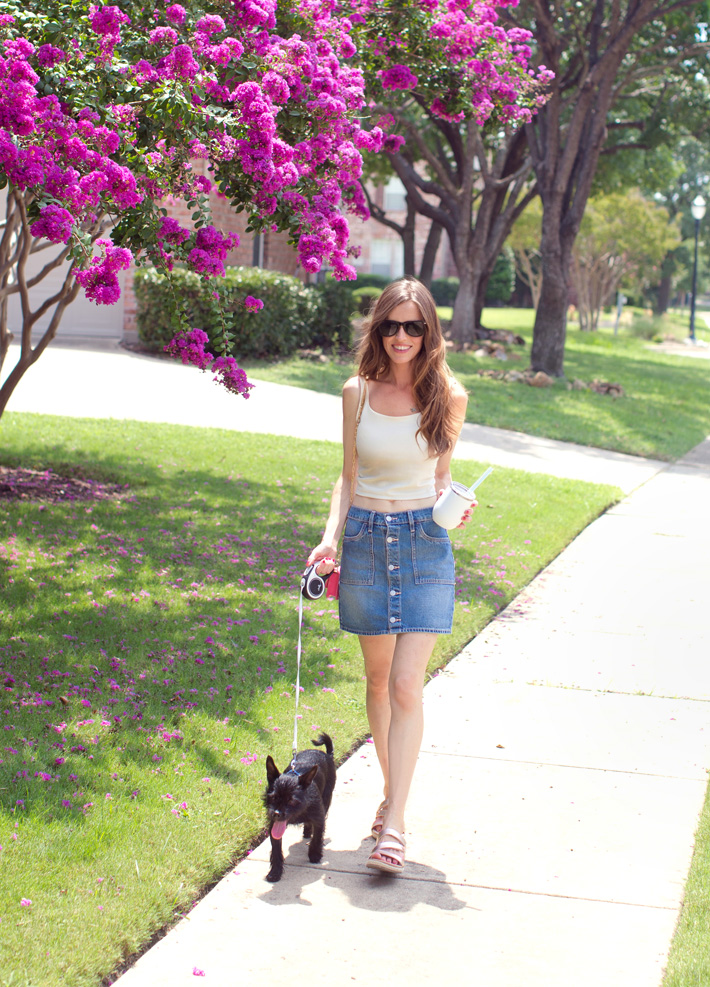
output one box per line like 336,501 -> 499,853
263,732 -> 336,883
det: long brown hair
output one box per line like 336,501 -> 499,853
357,277 -> 457,455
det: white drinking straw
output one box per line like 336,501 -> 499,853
467,466 -> 493,496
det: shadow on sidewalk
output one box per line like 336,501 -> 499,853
256,837 -> 470,913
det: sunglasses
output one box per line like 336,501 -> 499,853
377,319 -> 427,337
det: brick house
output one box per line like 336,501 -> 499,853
5,177 -> 455,345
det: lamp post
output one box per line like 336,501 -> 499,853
689,194 -> 706,343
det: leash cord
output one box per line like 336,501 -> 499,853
292,588 -> 304,758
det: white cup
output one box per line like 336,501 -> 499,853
432,481 -> 474,529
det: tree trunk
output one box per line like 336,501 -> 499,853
449,259 -> 482,343
402,199 -> 416,277
418,220 -> 442,287
530,231 -> 569,376
656,270 -> 672,314
474,267 -> 493,329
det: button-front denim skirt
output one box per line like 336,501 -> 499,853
339,506 -> 455,635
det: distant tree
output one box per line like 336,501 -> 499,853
507,198 -> 543,311
502,0 -> 710,375
570,190 -> 680,331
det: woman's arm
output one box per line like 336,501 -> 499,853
434,383 -> 468,492
307,376 -> 361,569
434,384 -> 477,527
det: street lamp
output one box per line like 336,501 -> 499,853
689,194 -> 706,343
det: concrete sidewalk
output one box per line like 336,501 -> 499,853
4,339 -> 709,985
2,341 -> 664,493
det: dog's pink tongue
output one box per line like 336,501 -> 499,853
271,819 -> 288,840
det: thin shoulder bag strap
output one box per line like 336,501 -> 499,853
349,377 -> 366,506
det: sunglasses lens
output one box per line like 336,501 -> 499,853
405,321 -> 425,336
379,321 -> 398,336
378,320 -> 426,337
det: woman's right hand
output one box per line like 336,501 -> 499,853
307,542 -> 338,573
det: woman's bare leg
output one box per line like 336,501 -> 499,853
360,634 -> 397,798
371,632 -> 438,866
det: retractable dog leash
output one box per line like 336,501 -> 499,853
292,560 -> 337,759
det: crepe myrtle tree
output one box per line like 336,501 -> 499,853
0,0 -> 546,417
349,0 -> 552,342
0,0 -> 374,416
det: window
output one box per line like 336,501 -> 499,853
370,239 -> 404,278
384,177 -> 407,212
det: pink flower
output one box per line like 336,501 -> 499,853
378,64 -> 418,91
30,205 -> 74,244
244,295 -> 263,311
195,15 -> 225,35
20,898 -> 32,906
89,4 -> 130,37
211,356 -> 254,399
166,4 -> 187,25
164,328 -> 212,370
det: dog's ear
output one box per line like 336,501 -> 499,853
265,755 -> 280,787
299,765 -> 318,788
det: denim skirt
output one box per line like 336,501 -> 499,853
339,506 -> 455,636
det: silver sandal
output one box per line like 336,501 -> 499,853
366,827 -> 406,875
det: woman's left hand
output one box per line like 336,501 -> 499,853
456,500 -> 477,528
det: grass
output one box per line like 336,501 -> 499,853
664,780 -> 710,987
0,411 -> 621,987
242,307 -> 710,461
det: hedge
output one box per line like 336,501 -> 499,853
134,266 -> 354,359
353,285 -> 383,314
431,277 -> 460,306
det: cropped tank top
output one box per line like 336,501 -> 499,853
355,380 -> 436,501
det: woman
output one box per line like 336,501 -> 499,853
307,277 -> 475,875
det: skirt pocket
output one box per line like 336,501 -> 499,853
412,519 -> 454,585
340,517 -> 375,586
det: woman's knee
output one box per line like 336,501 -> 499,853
389,670 -> 423,714
366,669 -> 390,701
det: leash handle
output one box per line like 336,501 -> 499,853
292,588 -> 303,758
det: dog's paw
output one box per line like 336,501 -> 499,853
265,868 -> 283,883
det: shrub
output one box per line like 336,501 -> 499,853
485,247 -> 515,304
353,286 -> 383,315
135,266 -> 350,359
353,273 -> 391,290
308,277 -> 355,349
431,277 -> 460,306
628,312 -> 662,340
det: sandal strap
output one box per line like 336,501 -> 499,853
376,828 -> 406,858
379,827 -> 406,847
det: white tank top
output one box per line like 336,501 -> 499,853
355,381 -> 436,501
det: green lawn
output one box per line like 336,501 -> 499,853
242,307 -> 710,462
0,412 -> 620,987
664,780 -> 710,987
